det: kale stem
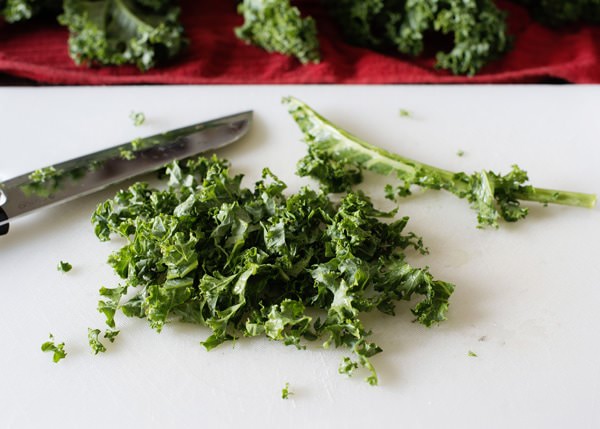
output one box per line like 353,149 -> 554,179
515,187 -> 597,208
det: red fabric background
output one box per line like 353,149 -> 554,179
0,0 -> 599,84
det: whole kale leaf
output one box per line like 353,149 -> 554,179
324,0 -> 511,76
58,0 -> 187,71
514,0 -> 600,26
235,0 -> 321,64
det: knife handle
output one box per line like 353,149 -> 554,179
0,207 -> 8,235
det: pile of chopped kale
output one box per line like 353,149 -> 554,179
91,155 -> 454,384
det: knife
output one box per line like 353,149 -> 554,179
0,110 -> 252,236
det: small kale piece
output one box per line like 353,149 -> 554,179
103,328 -> 120,342
57,261 -> 73,272
281,382 -> 292,399
88,328 -> 107,354
284,96 -> 597,228
130,111 -> 146,126
58,0 -> 187,71
41,333 -> 67,363
325,0 -> 510,75
235,0 -> 320,64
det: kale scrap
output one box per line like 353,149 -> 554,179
41,333 -> 67,363
58,0 -> 187,71
235,0 -> 321,64
284,96 -> 597,228
92,155 -> 453,385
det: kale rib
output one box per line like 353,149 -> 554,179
284,96 -> 597,228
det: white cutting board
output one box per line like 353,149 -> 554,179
0,86 -> 599,429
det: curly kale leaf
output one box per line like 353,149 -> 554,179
58,0 -> 186,71
515,0 -> 600,26
325,0 -> 510,75
235,0 -> 321,64
284,96 -> 597,228
93,155 -> 453,385
1,0 -> 61,23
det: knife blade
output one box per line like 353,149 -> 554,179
0,110 -> 252,235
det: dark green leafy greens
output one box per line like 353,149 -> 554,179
281,382 -> 292,399
284,96 -> 597,229
324,0 -> 510,75
41,333 -> 67,362
1,0 -> 60,22
515,0 -> 600,26
2,1 -> 599,75
57,260 -> 73,272
58,0 -> 187,71
92,155 -> 453,385
235,0 -> 320,64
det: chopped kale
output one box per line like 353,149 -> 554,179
130,111 -> 146,127
88,328 -> 107,354
57,261 -> 73,272
41,333 -> 67,363
92,155 -> 453,384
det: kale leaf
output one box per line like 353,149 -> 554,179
1,0 -> 61,23
58,0 -> 187,71
324,0 -> 510,75
92,155 -> 453,384
284,96 -> 597,228
235,0 -> 321,64
515,0 -> 600,26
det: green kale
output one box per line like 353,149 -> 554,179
235,0 -> 320,64
57,260 -> 73,272
92,155 -> 453,385
468,350 -> 477,357
88,328 -> 107,354
103,328 -> 120,342
58,0 -> 187,71
1,0 -> 60,22
119,148 -> 136,160
325,0 -> 510,75
130,111 -> 146,126
284,96 -> 597,229
515,0 -> 600,26
41,333 -> 67,363
281,382 -> 292,399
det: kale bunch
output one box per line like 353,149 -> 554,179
324,0 -> 511,75
92,155 -> 453,384
2,0 -> 599,74
58,0 -> 186,71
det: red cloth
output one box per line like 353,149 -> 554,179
0,0 -> 599,84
